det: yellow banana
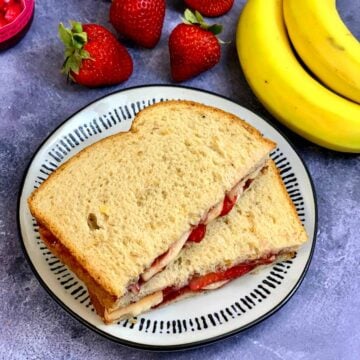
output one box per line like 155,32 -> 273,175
236,0 -> 360,153
283,0 -> 360,104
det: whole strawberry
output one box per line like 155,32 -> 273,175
0,17 -> 8,28
169,10 -> 222,82
184,0 -> 234,17
110,0 -> 165,48
58,21 -> 133,87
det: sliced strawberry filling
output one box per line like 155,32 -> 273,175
128,174 -> 259,293
189,254 -> 274,290
158,254 -> 276,307
161,286 -> 192,305
187,223 -> 207,243
220,194 -> 238,217
243,178 -> 253,191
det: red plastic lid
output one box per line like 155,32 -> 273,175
0,0 -> 34,43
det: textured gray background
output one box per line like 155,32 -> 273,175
1,0 -> 359,359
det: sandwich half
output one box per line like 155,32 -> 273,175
28,100 -> 275,312
91,161 -> 308,323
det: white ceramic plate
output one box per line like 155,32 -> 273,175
18,85 -> 317,351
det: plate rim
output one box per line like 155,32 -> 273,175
17,84 -> 318,352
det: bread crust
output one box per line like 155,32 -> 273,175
268,160 -> 305,231
39,226 -> 117,308
133,100 -> 276,151
28,100 -> 276,301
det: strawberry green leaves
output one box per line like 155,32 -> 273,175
58,21 -> 91,80
182,9 -> 222,35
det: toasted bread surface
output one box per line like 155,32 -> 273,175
29,100 -> 275,299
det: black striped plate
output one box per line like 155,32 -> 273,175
18,85 -> 317,351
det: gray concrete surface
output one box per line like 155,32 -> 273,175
0,0 -> 359,359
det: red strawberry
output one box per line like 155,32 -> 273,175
187,224 -> 207,243
0,0 -> 14,9
58,21 -> 133,87
188,255 -> 275,291
189,263 -> 256,291
184,0 -> 234,17
3,2 -> 22,23
169,10 -> 222,82
0,16 -> 8,28
110,0 -> 165,48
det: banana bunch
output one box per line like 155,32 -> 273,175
236,0 -> 360,152
284,0 -> 360,104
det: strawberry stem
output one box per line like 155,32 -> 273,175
182,9 -> 223,35
58,21 -> 91,80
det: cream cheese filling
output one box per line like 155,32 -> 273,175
201,280 -> 230,290
105,291 -> 163,323
141,229 -> 192,282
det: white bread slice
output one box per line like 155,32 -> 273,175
28,100 -> 275,308
102,161 -> 308,322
